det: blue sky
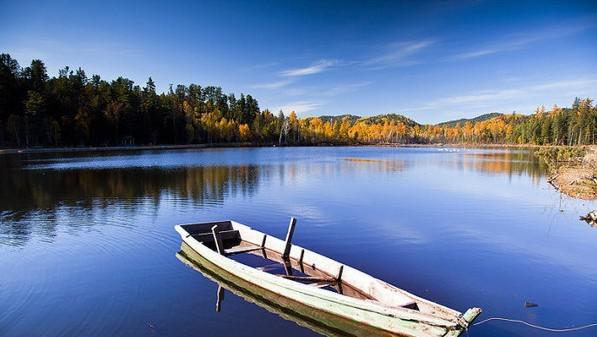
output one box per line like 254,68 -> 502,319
1,0 -> 596,123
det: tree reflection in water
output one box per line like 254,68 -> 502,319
0,164 -> 261,246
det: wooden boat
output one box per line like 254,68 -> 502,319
175,219 -> 481,337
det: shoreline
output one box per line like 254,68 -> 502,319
0,142 -> 575,155
0,143 -> 259,155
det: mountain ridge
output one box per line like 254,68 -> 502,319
308,112 -> 503,126
436,112 -> 503,127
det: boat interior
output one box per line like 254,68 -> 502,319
181,220 -> 375,300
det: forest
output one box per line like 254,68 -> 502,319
1,54 -> 596,148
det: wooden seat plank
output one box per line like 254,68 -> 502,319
224,246 -> 263,256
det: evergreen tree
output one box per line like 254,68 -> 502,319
24,90 -> 45,146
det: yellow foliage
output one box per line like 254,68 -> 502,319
239,124 -> 251,142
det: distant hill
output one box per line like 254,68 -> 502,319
438,112 -> 502,127
359,113 -> 420,127
311,113 -> 420,126
311,112 -> 499,127
316,114 -> 361,123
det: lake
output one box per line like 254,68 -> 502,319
1,146 -> 596,337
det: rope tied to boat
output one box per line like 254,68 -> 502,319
471,317 -> 597,333
456,314 -> 470,329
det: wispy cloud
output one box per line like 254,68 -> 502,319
274,101 -> 321,114
454,36 -> 538,60
439,89 -> 524,105
363,40 -> 435,69
455,49 -> 503,60
442,79 -> 597,105
280,59 -> 338,77
453,22 -> 594,60
275,39 -> 432,78
321,81 -> 372,96
531,79 -> 597,92
250,79 -> 293,90
401,78 -> 597,114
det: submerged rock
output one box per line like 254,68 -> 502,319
580,210 -> 597,227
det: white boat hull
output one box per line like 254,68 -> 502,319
175,220 -> 480,337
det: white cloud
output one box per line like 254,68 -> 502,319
278,81 -> 371,99
443,79 -> 597,105
440,89 -> 526,105
274,101 -> 321,114
530,79 -> 597,91
454,49 -> 502,59
250,79 -> 293,90
276,39 -> 432,79
453,37 -> 537,60
321,81 -> 372,96
453,21 -> 594,60
363,40 -> 434,68
401,78 -> 597,114
279,59 -> 337,77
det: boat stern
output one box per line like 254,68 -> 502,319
461,307 -> 482,327
444,307 -> 482,337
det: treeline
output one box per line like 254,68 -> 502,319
421,101 -> 597,145
295,99 -> 596,145
0,54 -> 275,147
1,54 -> 595,147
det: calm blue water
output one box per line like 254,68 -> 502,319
1,146 -> 596,337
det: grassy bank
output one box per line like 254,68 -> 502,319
535,146 -> 597,200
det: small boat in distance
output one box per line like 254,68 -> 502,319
175,218 -> 481,337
